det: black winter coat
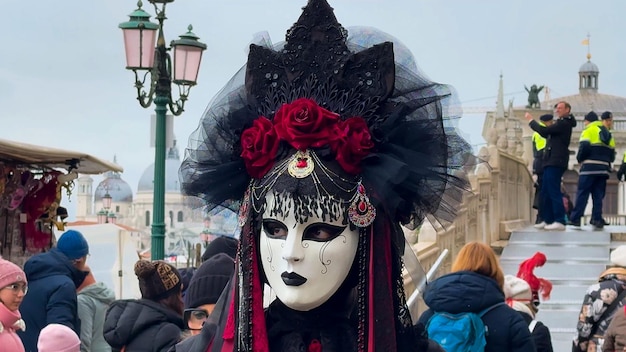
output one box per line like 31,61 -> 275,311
17,248 -> 88,352
518,311 -> 553,352
417,271 -> 536,352
104,299 -> 184,352
529,114 -> 577,169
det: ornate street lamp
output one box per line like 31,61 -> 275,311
102,192 -> 113,212
119,0 -> 206,260
107,213 -> 118,225
97,210 -> 108,224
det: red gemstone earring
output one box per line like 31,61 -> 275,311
348,183 -> 376,227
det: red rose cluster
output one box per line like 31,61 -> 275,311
240,98 -> 374,178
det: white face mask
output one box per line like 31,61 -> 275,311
260,193 -> 359,311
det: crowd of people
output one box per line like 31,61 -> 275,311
528,106 -> 619,231
4,0 -> 626,351
5,231 -> 626,352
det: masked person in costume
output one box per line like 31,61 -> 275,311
176,0 -> 471,351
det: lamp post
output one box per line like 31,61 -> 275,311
97,192 -> 114,224
119,0 -> 206,260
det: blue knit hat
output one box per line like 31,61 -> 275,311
57,230 -> 89,260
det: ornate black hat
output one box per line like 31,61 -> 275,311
179,1 -> 471,351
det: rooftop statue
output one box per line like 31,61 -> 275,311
525,84 -> 544,109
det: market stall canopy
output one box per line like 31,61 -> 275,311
0,138 -> 123,174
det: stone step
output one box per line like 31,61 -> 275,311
551,331 -> 575,352
504,226 -> 614,351
499,263 -> 604,283
501,244 -> 609,263
541,284 -> 589,304
610,241 -> 626,249
509,231 -> 610,245
518,225 -> 610,233
535,309 -> 579,331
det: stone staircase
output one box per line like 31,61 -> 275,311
499,227 -> 613,352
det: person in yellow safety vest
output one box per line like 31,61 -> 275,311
568,111 -> 615,229
532,115 -> 554,227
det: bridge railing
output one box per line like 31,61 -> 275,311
581,214 -> 626,226
407,144 -> 534,316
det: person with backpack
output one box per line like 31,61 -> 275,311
418,241 -> 536,352
573,245 -> 626,352
504,275 -> 553,352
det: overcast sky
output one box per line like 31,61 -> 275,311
1,0 -> 624,219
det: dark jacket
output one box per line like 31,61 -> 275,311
602,306 -> 626,352
573,274 -> 626,351
417,271 -> 536,352
17,248 -> 88,352
104,299 -> 184,352
518,311 -> 553,352
576,120 -> 615,177
529,114 -> 577,169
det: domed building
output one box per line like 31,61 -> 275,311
133,142 -> 204,231
75,143 -> 207,256
75,159 -> 134,224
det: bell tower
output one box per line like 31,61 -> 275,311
76,175 -> 94,220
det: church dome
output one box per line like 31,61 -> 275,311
138,144 -> 183,193
95,171 -> 133,202
579,60 -> 599,73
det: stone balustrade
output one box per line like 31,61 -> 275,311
407,142 -> 534,315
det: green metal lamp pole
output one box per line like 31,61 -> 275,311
120,0 -> 206,260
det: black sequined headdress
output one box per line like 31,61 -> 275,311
180,1 -> 471,351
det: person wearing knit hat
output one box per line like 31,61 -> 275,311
178,266 -> 197,300
17,231 -> 89,352
201,236 -> 239,262
57,230 -> 90,262
104,260 -> 185,352
573,245 -> 626,351
76,265 -> 115,352
568,109 -> 615,230
505,252 -> 554,352
183,253 -> 234,335
37,323 -> 81,352
0,257 -> 27,352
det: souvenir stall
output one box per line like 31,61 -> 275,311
0,138 -> 122,266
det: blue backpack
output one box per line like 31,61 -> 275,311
425,302 -> 504,352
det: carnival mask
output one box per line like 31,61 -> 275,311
260,192 -> 359,311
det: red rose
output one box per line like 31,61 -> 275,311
240,117 -> 280,178
331,117 -> 374,174
273,98 -> 340,150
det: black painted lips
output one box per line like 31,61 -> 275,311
281,271 -> 307,286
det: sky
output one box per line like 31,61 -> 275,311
1,0 -> 625,220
